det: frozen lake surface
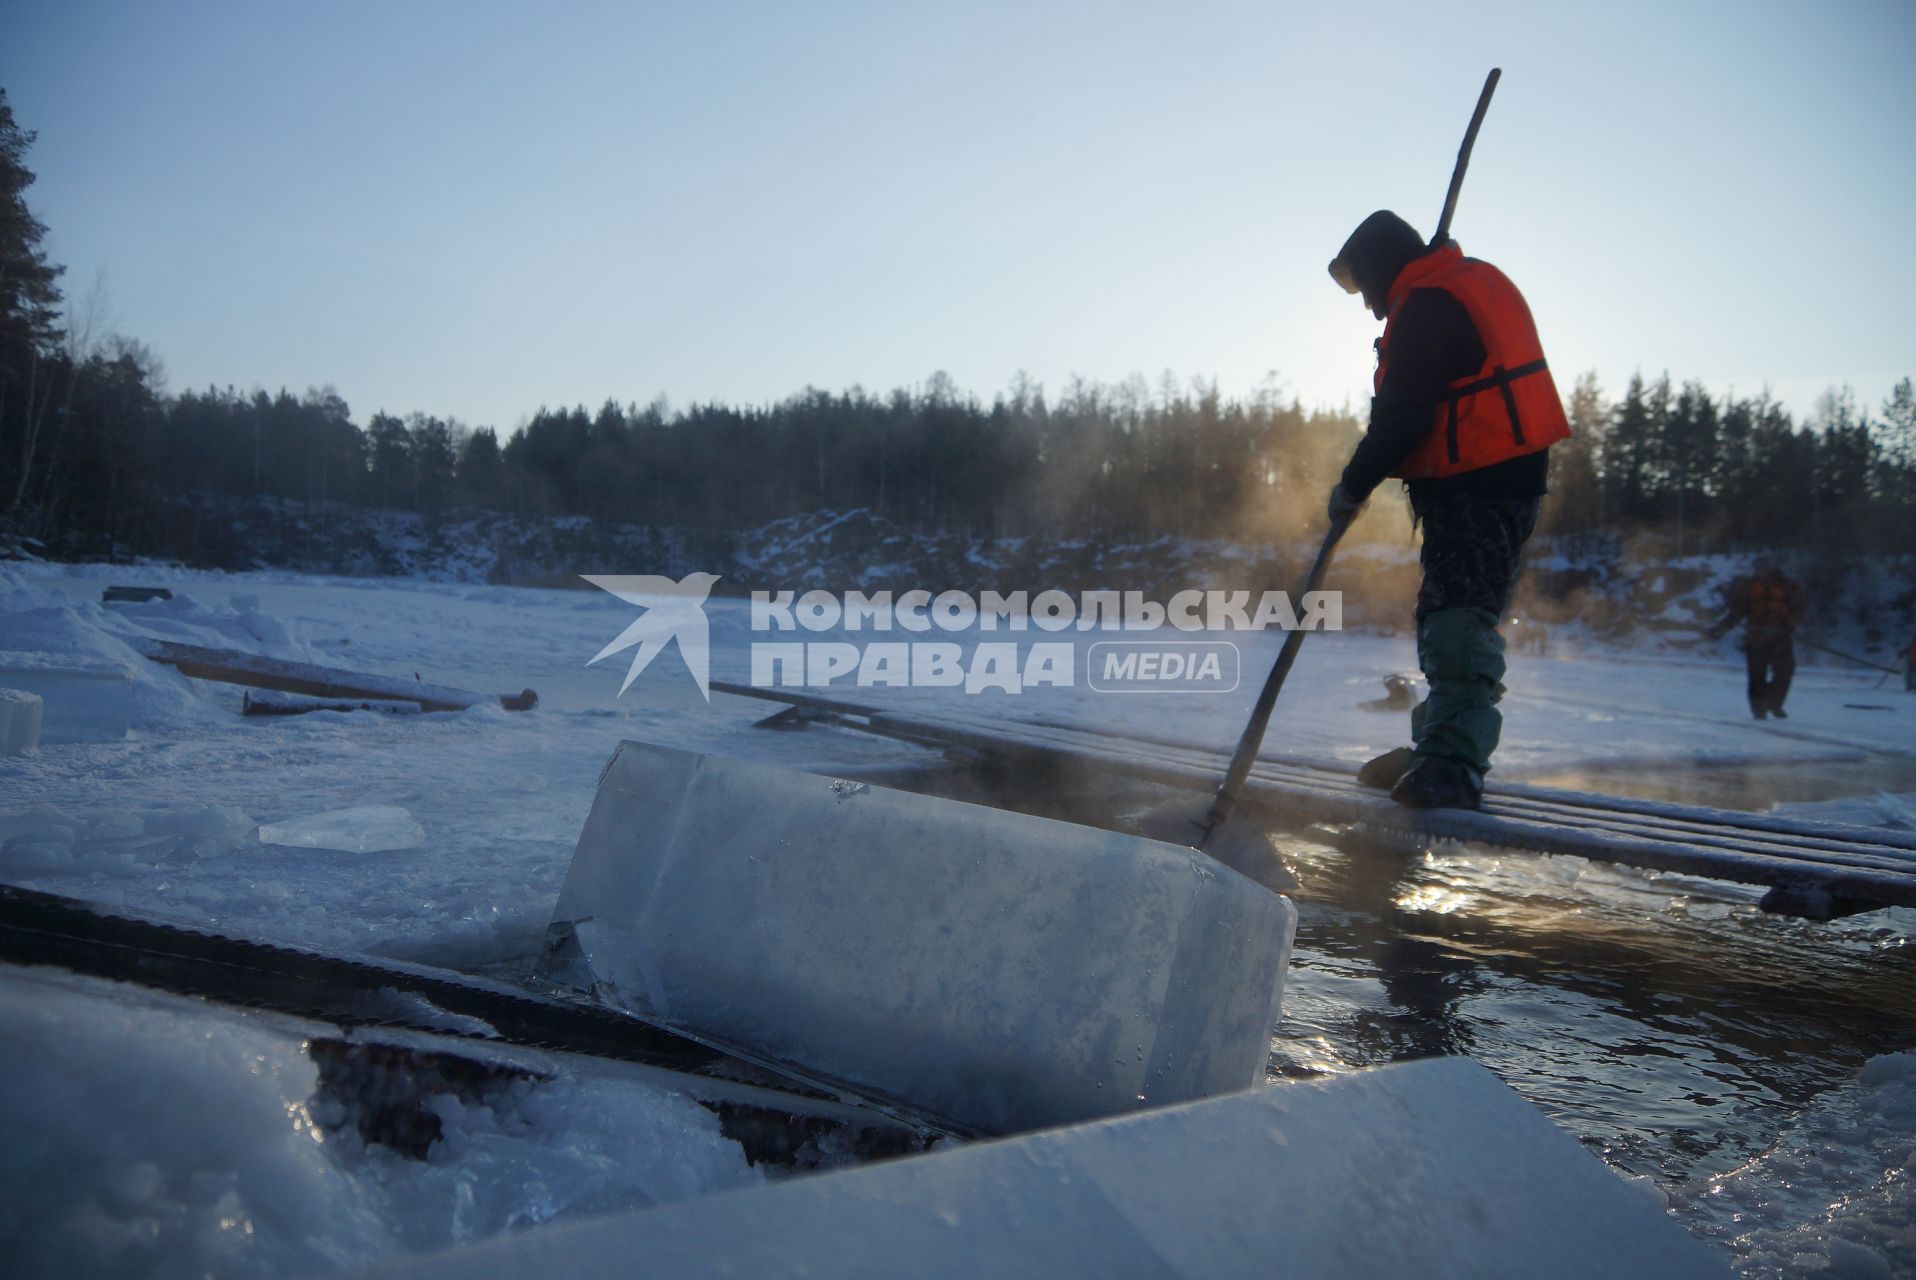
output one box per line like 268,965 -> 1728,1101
1,560 -> 1912,1277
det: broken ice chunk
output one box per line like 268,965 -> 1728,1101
0,687 -> 43,754
0,651 -> 132,743
1874,791 -> 1916,830
257,804 -> 425,853
135,804 -> 259,859
347,988 -> 501,1038
239,609 -> 293,648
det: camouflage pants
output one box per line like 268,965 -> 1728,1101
1408,494 -> 1541,776
1413,493 -> 1542,622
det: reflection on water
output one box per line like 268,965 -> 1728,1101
1263,825 -> 1916,1274
897,756 -> 1916,1270
1270,830 -> 1916,1190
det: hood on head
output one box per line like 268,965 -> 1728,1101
1329,210 -> 1428,320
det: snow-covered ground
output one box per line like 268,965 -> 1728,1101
2,559 -> 1913,1277
3,559 -> 1908,956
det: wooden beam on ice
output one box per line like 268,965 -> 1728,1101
128,637 -> 537,712
709,683 -> 1916,918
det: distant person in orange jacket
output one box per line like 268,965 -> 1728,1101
1709,556 -> 1806,719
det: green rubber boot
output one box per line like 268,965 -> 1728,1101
1409,606 -> 1507,783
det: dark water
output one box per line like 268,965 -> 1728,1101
1267,828 -> 1916,1184
894,756 -> 1916,1270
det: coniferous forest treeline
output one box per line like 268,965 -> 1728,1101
4,89 -> 1914,567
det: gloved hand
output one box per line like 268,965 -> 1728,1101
1327,483 -> 1365,524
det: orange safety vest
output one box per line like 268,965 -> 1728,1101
1747,576 -> 1795,626
1374,243 -> 1571,480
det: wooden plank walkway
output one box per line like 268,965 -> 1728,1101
712,681 -> 1916,918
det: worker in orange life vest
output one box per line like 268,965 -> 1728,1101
1709,556 -> 1806,719
1328,211 -> 1569,810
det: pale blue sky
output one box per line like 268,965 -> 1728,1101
5,0 -> 1912,431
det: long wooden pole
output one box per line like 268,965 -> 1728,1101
1433,68 -> 1501,245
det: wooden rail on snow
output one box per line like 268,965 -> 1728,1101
129,638 -> 537,712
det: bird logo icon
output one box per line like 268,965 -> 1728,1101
582,572 -> 721,699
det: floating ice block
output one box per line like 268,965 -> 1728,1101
351,1056 -> 1732,1280
257,804 -> 424,853
538,740 -> 1297,1134
0,652 -> 131,744
0,689 -> 42,755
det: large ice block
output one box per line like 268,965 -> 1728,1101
0,652 -> 131,744
0,688 -> 42,755
352,1056 -> 1732,1280
538,740 -> 1296,1135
